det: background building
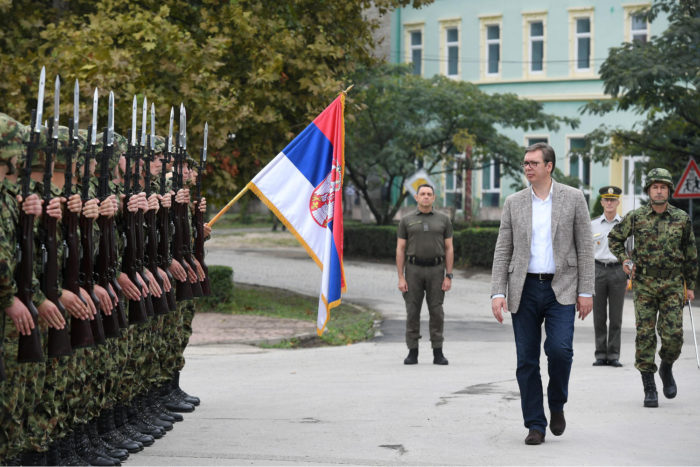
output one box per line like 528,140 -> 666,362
388,0 -> 668,218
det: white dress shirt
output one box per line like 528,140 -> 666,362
591,213 -> 622,263
528,184 -> 556,274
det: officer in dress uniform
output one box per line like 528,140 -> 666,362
591,186 -> 627,367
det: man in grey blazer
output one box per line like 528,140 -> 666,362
491,142 -> 594,445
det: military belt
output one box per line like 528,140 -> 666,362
407,256 -> 444,267
595,260 -> 620,268
638,265 -> 681,279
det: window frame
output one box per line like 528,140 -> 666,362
440,20 -> 461,78
568,7 -> 595,76
567,136 -> 592,198
624,4 -> 650,43
479,15 -> 502,80
481,158 -> 501,208
522,12 -> 547,78
405,23 -> 425,76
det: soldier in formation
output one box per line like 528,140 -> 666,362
608,168 -> 698,408
0,75 -> 211,465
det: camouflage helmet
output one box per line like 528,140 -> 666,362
153,135 -> 166,155
644,167 -> 674,193
0,112 -> 29,163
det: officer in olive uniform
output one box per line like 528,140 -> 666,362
396,184 -> 453,365
591,185 -> 627,367
609,168 -> 698,408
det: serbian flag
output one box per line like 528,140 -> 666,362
246,94 -> 346,335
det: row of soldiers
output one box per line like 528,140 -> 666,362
0,103 -> 211,465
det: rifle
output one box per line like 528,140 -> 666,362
144,104 -> 169,315
122,96 -> 148,325
17,69 -> 45,363
158,108 -> 178,310
174,104 -> 203,298
94,91 -> 122,338
193,122 -> 210,296
78,91 -> 106,345
133,97 -> 156,318
42,78 -> 72,357
63,83 -> 94,348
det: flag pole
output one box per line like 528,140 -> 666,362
206,184 -> 250,228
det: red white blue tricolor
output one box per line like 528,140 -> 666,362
248,94 -> 346,334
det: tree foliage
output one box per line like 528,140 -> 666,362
0,0 -> 433,205
345,64 -> 578,224
580,0 -> 700,176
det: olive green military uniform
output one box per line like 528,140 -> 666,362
397,209 -> 453,349
609,188 -> 698,374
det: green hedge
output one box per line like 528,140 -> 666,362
453,228 -> 499,267
197,265 -> 234,310
343,224 -> 500,267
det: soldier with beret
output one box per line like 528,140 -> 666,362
591,185 -> 627,367
609,168 -> 698,408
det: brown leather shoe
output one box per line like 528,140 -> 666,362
550,411 -> 566,436
524,429 -> 545,445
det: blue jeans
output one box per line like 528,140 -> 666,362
512,276 -> 575,434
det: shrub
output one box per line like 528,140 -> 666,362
197,265 -> 234,310
343,224 -> 397,258
453,228 -> 499,267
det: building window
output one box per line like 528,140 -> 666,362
446,27 -> 459,77
410,30 -> 422,75
568,137 -> 591,184
526,136 -> 548,146
630,13 -> 648,43
575,18 -> 591,70
486,25 -> 500,75
529,21 -> 544,72
482,159 -> 500,207
445,159 -> 463,209
569,8 -> 594,75
622,155 -> 648,214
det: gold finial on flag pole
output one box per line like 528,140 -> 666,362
342,84 -> 354,95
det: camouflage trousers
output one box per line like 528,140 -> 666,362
0,316 -> 23,461
633,277 -> 685,373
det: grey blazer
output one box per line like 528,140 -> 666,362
490,180 -> 594,313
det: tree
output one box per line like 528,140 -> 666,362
580,0 -> 700,177
345,64 -> 578,224
0,0 -> 434,206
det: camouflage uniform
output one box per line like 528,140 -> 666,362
609,170 -> 698,379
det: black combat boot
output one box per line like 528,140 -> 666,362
19,450 -> 47,466
98,408 -> 142,454
115,405 -> 154,447
56,433 -> 85,466
658,360 -> 677,399
404,348 -> 418,365
433,348 -> 449,365
74,424 -> 119,466
138,396 -> 173,431
641,372 -> 659,408
161,385 -> 195,413
88,419 -> 128,462
150,390 -> 182,422
127,400 -> 165,439
174,371 -> 200,406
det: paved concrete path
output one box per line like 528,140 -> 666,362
134,238 -> 700,465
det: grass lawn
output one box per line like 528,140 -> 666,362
198,283 -> 380,348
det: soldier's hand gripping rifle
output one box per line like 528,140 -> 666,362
193,122 -> 210,296
94,91 -> 121,338
42,75 -> 72,357
63,80 -> 94,348
158,108 -> 178,309
175,104 -> 203,298
133,97 -> 155,318
122,96 -> 148,325
144,103 -> 169,315
78,89 -> 106,345
16,67 -> 45,363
